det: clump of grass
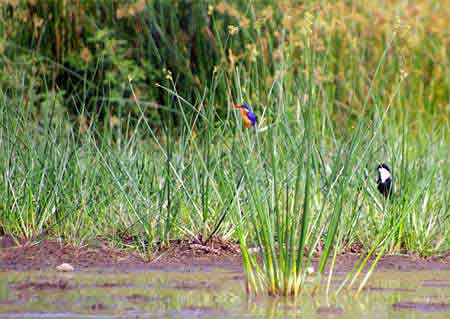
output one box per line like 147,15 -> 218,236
232,100 -> 363,296
228,23 -> 448,295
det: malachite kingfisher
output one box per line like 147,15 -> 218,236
233,103 -> 257,128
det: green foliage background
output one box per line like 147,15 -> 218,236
1,1 -> 448,127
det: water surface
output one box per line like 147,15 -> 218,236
0,267 -> 448,318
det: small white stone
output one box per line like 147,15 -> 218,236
56,263 -> 74,272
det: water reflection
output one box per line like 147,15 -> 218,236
0,269 -> 448,318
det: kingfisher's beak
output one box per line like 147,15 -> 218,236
233,104 -> 244,110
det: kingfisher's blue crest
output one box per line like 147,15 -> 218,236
233,103 -> 257,128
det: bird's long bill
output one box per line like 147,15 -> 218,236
233,104 -> 244,110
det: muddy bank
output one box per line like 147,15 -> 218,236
1,236 -> 449,272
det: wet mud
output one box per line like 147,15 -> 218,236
1,236 -> 448,273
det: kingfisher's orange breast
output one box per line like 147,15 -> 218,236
240,110 -> 252,128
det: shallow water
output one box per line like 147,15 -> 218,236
0,267 -> 448,318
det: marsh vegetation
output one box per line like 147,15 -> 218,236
0,1 -> 448,296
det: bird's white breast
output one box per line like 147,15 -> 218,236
378,167 -> 391,183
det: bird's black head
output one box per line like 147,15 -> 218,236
377,163 -> 390,172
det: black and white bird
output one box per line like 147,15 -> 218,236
376,163 -> 392,198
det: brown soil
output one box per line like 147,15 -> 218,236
1,236 -> 449,272
0,236 -> 144,271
